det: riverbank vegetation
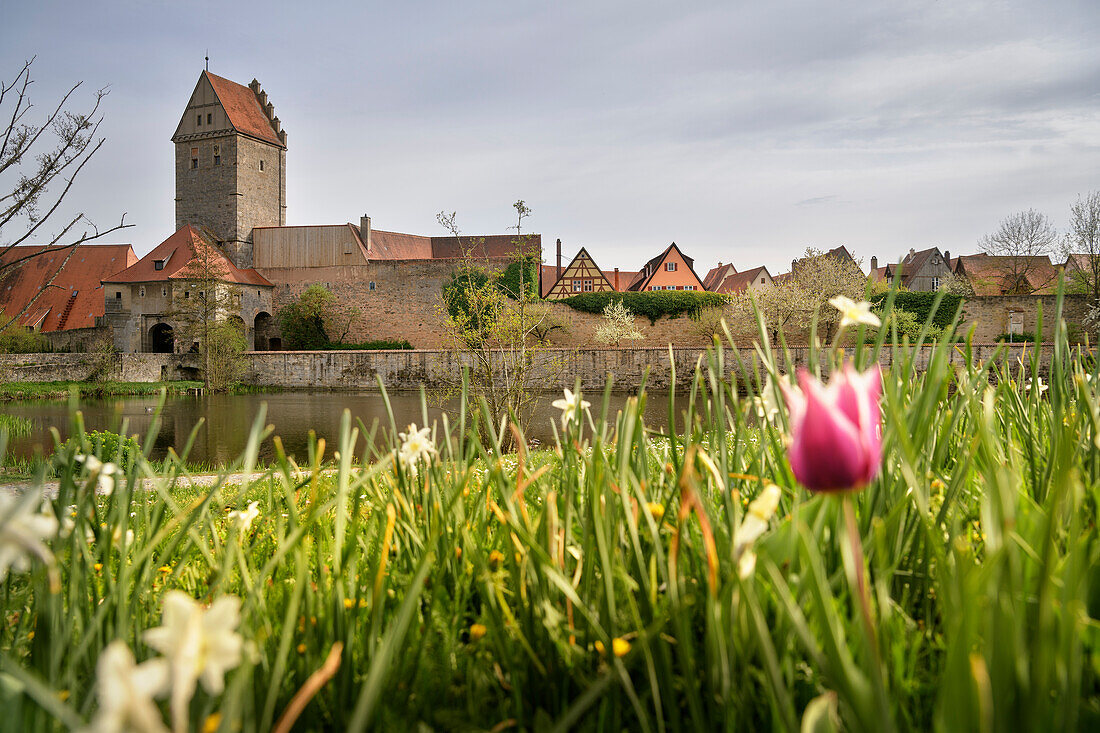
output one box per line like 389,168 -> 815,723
1,294 -> 1098,730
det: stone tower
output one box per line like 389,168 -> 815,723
171,71 -> 287,269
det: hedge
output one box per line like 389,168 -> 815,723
325,339 -> 413,350
871,291 -> 963,330
558,291 -> 726,324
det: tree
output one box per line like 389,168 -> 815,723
1061,192 -> 1100,298
437,204 -> 565,442
277,284 -> 359,349
0,58 -> 130,331
978,209 -> 1058,293
595,300 -> 644,346
171,235 -> 243,391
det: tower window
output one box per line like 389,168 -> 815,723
115,292 -> 121,299
139,286 -> 146,297
196,114 -> 201,126
213,144 -> 221,166
369,281 -> 376,291
190,147 -> 198,169
259,160 -> 265,171
207,113 -> 212,125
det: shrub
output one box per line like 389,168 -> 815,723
59,429 -> 142,467
560,291 -> 725,324
995,331 -> 1037,343
870,291 -> 963,330
867,308 -> 945,343
0,325 -> 50,354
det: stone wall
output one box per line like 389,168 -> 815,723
959,294 -> 1089,342
42,327 -> 109,353
0,353 -> 199,383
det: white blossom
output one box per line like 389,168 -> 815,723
397,424 -> 437,475
228,501 -> 260,533
84,641 -> 169,733
0,493 -> 59,581
552,389 -> 591,428
828,295 -> 881,330
1025,377 -> 1048,395
143,592 -> 243,732
75,455 -> 123,495
732,485 -> 782,575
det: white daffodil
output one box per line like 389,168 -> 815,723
829,295 -> 881,330
552,389 -> 591,428
1025,377 -> 1048,395
75,455 -> 122,496
0,493 -> 59,582
85,641 -> 170,733
732,484 -> 782,574
228,501 -> 260,533
397,424 -> 437,475
143,592 -> 243,733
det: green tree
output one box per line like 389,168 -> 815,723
277,285 -> 337,349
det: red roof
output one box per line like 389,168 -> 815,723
362,228 -> 540,262
203,72 -> 284,148
953,254 -> 1058,295
0,244 -> 136,331
703,263 -> 737,291
104,226 -> 273,287
716,266 -> 770,294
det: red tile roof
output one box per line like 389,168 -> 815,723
626,242 -> 706,292
0,244 -> 136,331
204,72 -> 284,148
104,226 -> 273,287
717,266 -> 770,294
601,269 -> 638,291
362,228 -> 541,262
953,254 -> 1058,295
703,263 -> 737,291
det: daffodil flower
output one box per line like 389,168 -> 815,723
397,424 -> 437,475
829,295 -> 881,330
143,592 -> 243,733
75,454 -> 123,495
552,389 -> 591,429
86,641 -> 170,733
0,494 -> 59,582
228,501 -> 260,533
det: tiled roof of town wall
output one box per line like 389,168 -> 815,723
954,254 -> 1059,295
104,226 -> 273,287
363,230 -> 541,261
203,72 -> 284,147
0,244 -> 137,331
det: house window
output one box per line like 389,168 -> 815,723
190,147 -> 198,169
139,286 -> 145,297
666,262 -> 677,272
369,281 -> 376,291
760,278 -> 765,284
259,160 -> 265,172
932,277 -> 941,290
213,144 -> 220,166
115,292 -> 121,299
583,280 -> 593,292
573,279 -> 583,292
207,113 -> 212,125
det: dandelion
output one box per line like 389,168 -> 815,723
296,643 -> 306,654
86,641 -> 170,733
469,623 -> 487,642
227,501 -> 260,533
828,295 -> 881,330
202,714 -> 222,733
0,494 -> 59,582
397,424 -> 436,475
595,638 -> 631,657
143,591 -> 243,733
552,388 -> 590,429
645,502 -> 665,520
488,550 -> 505,569
158,565 -> 172,574
781,365 -> 883,493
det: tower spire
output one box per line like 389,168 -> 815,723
205,51 -> 209,71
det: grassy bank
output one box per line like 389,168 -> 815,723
1,296 -> 1098,730
0,381 -> 281,401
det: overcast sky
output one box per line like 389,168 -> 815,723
2,0 -> 1098,273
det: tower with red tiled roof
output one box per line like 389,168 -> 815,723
172,71 -> 287,270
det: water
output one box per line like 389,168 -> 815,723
1,390 -> 674,465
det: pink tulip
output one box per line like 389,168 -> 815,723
780,365 -> 883,492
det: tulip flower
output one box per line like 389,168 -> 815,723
781,365 -> 883,492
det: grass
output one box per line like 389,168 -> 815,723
0,381 -> 205,401
1,292 -> 1098,730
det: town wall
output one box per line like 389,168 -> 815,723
0,353 -> 199,383
958,294 -> 1089,342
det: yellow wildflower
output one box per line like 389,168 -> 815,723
488,550 -> 505,569
469,623 -> 487,642
296,643 -> 306,654
93,563 -> 103,572
646,502 -> 664,520
595,637 -> 631,657
343,598 -> 355,609
27,631 -> 34,641
158,565 -> 171,574
203,713 -> 223,733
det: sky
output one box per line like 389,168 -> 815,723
2,0 -> 1098,274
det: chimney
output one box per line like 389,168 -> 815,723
249,79 -> 261,93
870,256 -> 878,271
907,247 -> 916,262
272,116 -> 281,133
614,267 -> 620,290
265,102 -> 275,119
360,215 -> 371,251
944,249 -> 950,263
259,90 -> 268,108
556,239 -> 562,280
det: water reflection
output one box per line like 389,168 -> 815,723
2,390 -> 674,464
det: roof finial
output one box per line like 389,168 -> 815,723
205,50 -> 209,71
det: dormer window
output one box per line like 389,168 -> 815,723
154,259 -> 165,271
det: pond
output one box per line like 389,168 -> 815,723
1,390 -> 676,465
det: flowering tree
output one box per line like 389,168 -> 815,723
594,300 -> 644,346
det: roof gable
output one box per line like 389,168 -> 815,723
104,226 -> 273,287
544,247 -> 615,298
173,72 -> 285,148
627,242 -> 706,291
